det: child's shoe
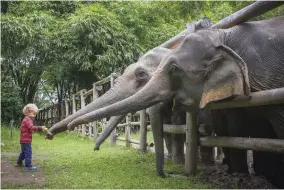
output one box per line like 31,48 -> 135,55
24,166 -> 37,171
15,163 -> 23,167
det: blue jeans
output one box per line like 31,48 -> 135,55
17,143 -> 32,167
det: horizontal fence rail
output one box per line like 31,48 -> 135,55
200,136 -> 284,153
208,87 -> 284,109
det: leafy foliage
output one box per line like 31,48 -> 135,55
59,4 -> 142,77
1,78 -> 23,124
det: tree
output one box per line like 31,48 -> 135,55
1,77 -> 23,124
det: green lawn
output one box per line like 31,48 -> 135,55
1,126 -> 211,189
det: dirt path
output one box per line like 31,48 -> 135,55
1,152 -> 45,186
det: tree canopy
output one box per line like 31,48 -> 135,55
1,1 -> 283,123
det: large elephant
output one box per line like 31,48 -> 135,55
46,47 -> 170,138
67,16 -> 284,187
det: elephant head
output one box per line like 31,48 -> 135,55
67,29 -> 251,128
46,18 -> 211,139
46,47 -> 171,139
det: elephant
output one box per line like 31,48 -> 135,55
46,46 -> 171,138
66,16 -> 284,187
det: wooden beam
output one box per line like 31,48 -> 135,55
139,109 -> 147,152
159,1 -> 283,48
200,136 -> 284,153
185,112 -> 198,175
117,122 -> 140,127
95,76 -> 111,86
83,89 -> 93,97
117,137 -> 154,147
208,87 -> 284,109
163,124 -> 186,134
125,114 -> 131,147
212,1 -> 284,29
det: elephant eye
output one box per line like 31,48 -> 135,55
135,68 -> 148,81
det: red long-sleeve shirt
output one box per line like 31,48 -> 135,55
20,116 -> 42,144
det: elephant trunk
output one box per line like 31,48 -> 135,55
94,115 -> 126,150
46,78 -> 132,139
67,71 -> 172,129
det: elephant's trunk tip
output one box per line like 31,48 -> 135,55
45,131 -> 54,140
94,146 -> 100,151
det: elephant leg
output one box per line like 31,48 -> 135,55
149,104 -> 165,177
198,110 -> 215,164
211,109 -> 230,166
199,140 -> 215,164
172,134 -> 185,164
164,133 -> 172,160
250,106 -> 284,188
226,108 -> 248,174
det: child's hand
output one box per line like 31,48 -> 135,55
42,126 -> 48,134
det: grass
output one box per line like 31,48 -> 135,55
1,125 -> 211,189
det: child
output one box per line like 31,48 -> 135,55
16,103 -> 48,171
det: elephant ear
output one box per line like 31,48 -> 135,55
169,18 -> 212,50
199,45 -> 251,108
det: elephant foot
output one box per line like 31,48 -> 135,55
157,171 -> 166,178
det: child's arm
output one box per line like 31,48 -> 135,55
25,118 -> 43,132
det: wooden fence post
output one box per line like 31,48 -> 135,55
72,94 -> 77,131
185,111 -> 198,175
72,95 -> 76,114
110,73 -> 117,146
51,106 -> 54,126
65,99 -> 69,118
80,90 -> 86,136
60,101 -> 65,121
92,83 -> 99,142
44,109 -> 47,127
125,113 -> 131,147
139,110 -> 147,152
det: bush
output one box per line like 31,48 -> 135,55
1,79 -> 23,125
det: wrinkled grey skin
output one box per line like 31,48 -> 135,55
46,47 -> 170,139
67,16 -> 284,186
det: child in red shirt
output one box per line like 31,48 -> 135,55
16,104 -> 48,171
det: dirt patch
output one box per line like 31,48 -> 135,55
132,143 -> 276,188
1,152 -> 45,186
195,163 -> 276,189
